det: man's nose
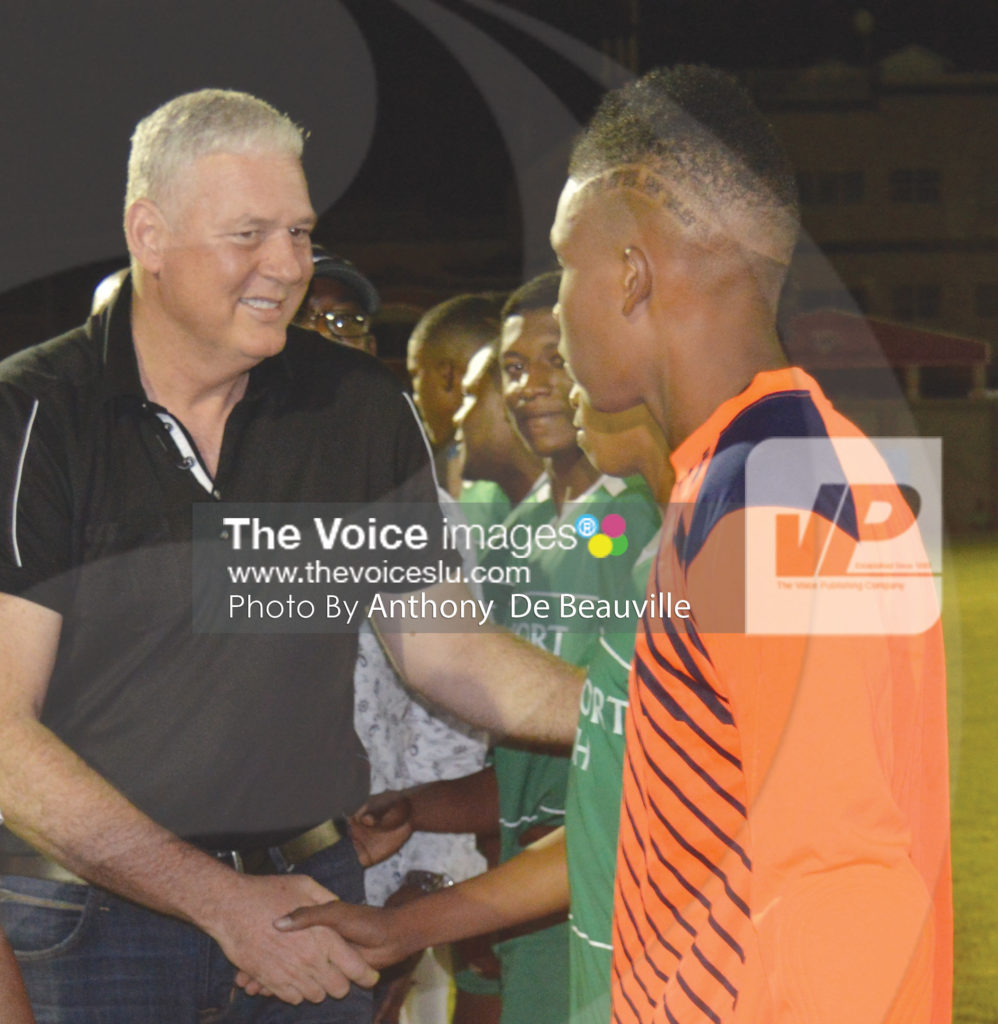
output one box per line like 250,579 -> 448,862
518,364 -> 554,400
261,230 -> 308,284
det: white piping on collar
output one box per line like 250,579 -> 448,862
155,412 -> 215,495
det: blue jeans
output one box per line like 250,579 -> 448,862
0,840 -> 372,1023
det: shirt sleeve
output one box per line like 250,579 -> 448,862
0,383 -> 74,611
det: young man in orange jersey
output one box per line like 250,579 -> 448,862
548,65 -> 951,1024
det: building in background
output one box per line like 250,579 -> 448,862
750,47 -> 997,383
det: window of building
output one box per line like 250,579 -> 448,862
892,284 -> 941,320
798,170 -> 865,205
889,169 -> 941,203
975,283 -> 998,318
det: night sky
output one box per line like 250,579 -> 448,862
0,0 -> 993,346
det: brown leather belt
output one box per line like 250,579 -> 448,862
207,819 -> 345,874
0,819 -> 345,885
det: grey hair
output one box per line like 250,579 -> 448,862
125,88 -> 304,217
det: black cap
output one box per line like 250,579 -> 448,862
310,246 -> 381,315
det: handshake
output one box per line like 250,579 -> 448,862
219,790 -> 453,1007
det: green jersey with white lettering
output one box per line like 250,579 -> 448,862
492,476 -> 660,1024
565,529 -> 661,1024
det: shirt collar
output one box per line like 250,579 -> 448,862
95,272 -> 143,404
669,366 -> 819,481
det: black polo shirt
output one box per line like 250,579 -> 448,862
0,278 -> 443,846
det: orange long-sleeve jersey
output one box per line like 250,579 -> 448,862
611,368 -> 951,1024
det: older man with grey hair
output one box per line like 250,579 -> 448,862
0,89 -> 581,1023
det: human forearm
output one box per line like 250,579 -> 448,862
278,828 -> 570,965
0,594 -> 377,1003
0,712 -> 377,1002
391,827 -> 569,955
0,711 -> 230,922
349,769 -> 500,867
406,768 -> 500,836
374,583 -> 583,745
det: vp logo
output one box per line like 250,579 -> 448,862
745,437 -> 942,636
776,482 -> 922,577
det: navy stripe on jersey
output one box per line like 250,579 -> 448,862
647,866 -> 697,938
692,942 -> 739,1002
683,612 -> 710,659
613,926 -> 666,1004
682,389 -> 858,567
644,610 -> 732,724
649,833 -> 747,964
632,686 -> 751,870
677,970 -> 722,1024
651,831 -> 745,950
613,892 -> 667,1007
620,806 -> 683,963
620,979 -> 651,1021
635,652 -> 742,771
635,669 -> 746,818
645,774 -> 750,920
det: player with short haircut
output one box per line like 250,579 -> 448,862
407,293 -> 504,452
551,65 -> 951,1024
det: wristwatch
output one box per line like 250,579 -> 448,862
402,869 -> 455,894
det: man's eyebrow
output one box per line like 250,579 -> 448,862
226,213 -> 317,229
228,215 -> 272,227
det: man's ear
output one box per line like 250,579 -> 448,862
124,199 -> 169,275
622,245 -> 652,317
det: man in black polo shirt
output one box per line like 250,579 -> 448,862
0,89 -> 580,1022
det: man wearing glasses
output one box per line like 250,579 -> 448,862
295,247 -> 379,355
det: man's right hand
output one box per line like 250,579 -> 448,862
202,872 -> 380,1004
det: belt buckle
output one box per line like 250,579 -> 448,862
214,849 -> 245,873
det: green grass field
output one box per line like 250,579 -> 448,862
947,538 -> 998,1023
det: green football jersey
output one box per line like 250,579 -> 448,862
565,528 -> 661,1024
493,475 -> 660,1024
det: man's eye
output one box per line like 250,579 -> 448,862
289,227 -> 312,241
233,230 -> 262,243
550,355 -> 565,369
